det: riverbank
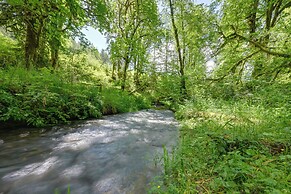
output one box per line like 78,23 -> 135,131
0,67 -> 150,128
152,82 -> 291,193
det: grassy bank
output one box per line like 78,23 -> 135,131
0,67 -> 150,127
152,82 -> 291,193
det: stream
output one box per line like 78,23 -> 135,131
0,109 -> 179,194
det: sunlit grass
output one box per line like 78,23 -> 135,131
152,82 -> 291,193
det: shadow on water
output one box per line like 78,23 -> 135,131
0,109 -> 179,194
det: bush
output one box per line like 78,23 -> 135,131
0,32 -> 21,67
101,88 -> 150,115
0,67 -> 103,126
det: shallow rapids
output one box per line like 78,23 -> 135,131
0,109 -> 179,194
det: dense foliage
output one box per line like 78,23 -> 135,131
150,81 -> 291,193
0,0 -> 109,69
0,66 -> 150,127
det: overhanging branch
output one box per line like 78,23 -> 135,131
233,32 -> 291,58
206,50 -> 260,82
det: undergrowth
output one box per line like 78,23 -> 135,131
151,81 -> 291,193
0,67 -> 150,127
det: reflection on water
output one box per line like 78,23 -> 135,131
0,109 -> 178,194
3,157 -> 59,181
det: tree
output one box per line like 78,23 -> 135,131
0,0 -> 108,69
108,0 -> 160,90
213,0 -> 291,81
168,0 -> 186,95
164,0 -> 215,95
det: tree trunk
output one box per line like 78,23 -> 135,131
165,40 -> 168,72
117,60 -> 122,80
24,14 -> 44,69
248,0 -> 259,35
25,19 -> 37,69
134,55 -> 140,89
51,48 -> 59,69
168,0 -> 186,95
121,57 -> 130,91
50,36 -> 61,69
112,62 -> 117,80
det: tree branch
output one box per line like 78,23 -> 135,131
233,32 -> 291,58
206,50 -> 260,82
213,33 -> 236,56
278,1 -> 291,17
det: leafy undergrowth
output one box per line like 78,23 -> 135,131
0,67 -> 150,127
101,88 -> 150,115
151,82 -> 291,193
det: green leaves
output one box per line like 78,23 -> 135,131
212,0 -> 291,81
0,67 -> 102,127
1,0 -> 110,69
0,64 -> 150,127
107,0 -> 160,89
6,0 -> 24,6
158,81 -> 291,193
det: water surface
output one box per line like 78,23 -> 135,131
0,109 -> 178,194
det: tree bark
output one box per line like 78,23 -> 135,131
25,18 -> 38,69
134,55 -> 140,89
117,60 -> 122,80
248,0 -> 259,34
51,47 -> 59,69
24,13 -> 44,69
121,57 -> 130,90
168,0 -> 186,95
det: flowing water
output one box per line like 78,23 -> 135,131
0,109 -> 179,194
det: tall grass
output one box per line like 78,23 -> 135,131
153,81 -> 291,193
